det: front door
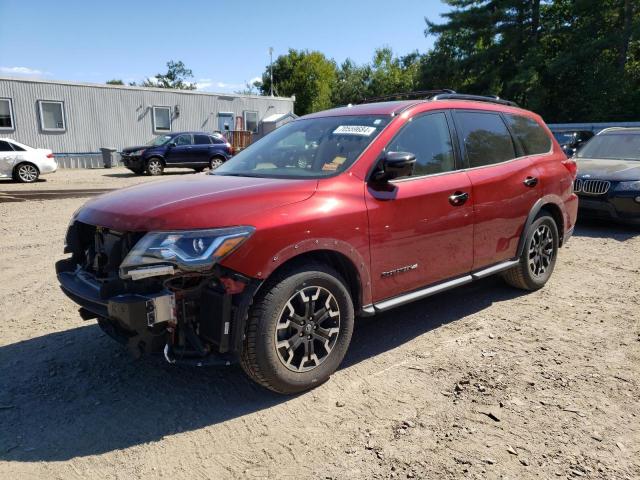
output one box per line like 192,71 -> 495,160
165,134 -> 194,165
218,113 -> 234,134
452,110 -> 542,269
366,111 -> 474,302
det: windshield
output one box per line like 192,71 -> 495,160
212,115 -> 391,178
146,135 -> 172,146
577,132 -> 640,161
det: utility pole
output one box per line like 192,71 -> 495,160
269,47 -> 274,97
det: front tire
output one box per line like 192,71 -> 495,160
13,163 -> 40,183
240,263 -> 354,394
502,213 -> 559,291
146,158 -> 164,176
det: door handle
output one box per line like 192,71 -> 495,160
449,191 -> 469,206
523,176 -> 538,187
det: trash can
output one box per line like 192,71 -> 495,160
100,147 -> 117,168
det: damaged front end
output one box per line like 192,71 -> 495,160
56,221 -> 260,365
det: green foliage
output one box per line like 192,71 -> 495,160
256,2 -> 638,122
259,49 -> 337,115
421,0 -> 640,122
105,79 -> 124,85
143,60 -> 197,90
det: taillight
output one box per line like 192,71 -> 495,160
226,143 -> 235,155
46,153 -> 54,159
561,157 -> 577,179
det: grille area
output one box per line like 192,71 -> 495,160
574,179 -> 610,195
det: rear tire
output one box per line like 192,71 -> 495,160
240,263 -> 354,394
209,157 -> 224,170
146,158 -> 164,176
502,213 -> 559,291
13,163 -> 40,183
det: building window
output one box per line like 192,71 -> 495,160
244,111 -> 258,133
38,100 -> 66,132
153,106 -> 172,132
0,98 -> 15,130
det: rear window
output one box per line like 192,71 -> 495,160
504,114 -> 551,155
456,111 -> 516,167
194,134 -> 211,145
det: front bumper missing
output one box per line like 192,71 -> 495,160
55,258 -> 262,361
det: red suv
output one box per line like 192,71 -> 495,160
57,92 -> 578,394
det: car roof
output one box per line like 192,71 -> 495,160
169,131 -> 221,136
302,98 -> 535,120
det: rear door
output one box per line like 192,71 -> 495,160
0,140 -> 17,176
452,110 -> 542,269
165,134 -> 193,165
192,134 -> 213,164
366,111 -> 474,302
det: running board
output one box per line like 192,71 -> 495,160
370,259 -> 518,313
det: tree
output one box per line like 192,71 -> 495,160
258,49 -> 337,115
143,60 -> 197,90
421,0 -> 640,122
106,79 -> 124,85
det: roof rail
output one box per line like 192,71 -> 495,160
431,93 -> 518,107
358,89 -> 456,104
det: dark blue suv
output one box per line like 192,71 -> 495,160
120,132 -> 234,176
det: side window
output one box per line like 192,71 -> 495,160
0,140 -> 13,151
386,112 -> 455,178
174,134 -> 192,146
0,99 -> 15,130
152,106 -> 172,132
210,135 -> 226,145
194,134 -> 211,145
38,100 -> 66,131
456,111 -> 516,167
504,114 -> 551,156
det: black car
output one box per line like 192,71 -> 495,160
120,132 -> 233,176
574,128 -> 640,225
553,130 -> 594,157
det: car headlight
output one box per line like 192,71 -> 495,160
131,149 -> 146,156
119,226 -> 254,279
615,180 -> 640,192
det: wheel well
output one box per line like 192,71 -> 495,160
210,155 -> 225,161
540,203 -> 565,245
146,156 -> 165,165
14,161 -> 39,173
265,250 -> 362,312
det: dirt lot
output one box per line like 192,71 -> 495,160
0,169 -> 638,479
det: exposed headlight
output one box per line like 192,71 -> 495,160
131,149 -> 146,156
615,180 -> 640,192
119,226 -> 254,279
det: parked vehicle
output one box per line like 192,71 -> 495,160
574,127 -> 640,224
57,93 -> 578,394
0,138 -> 57,183
120,132 -> 233,175
552,130 -> 594,157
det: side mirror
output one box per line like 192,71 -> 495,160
372,151 -> 416,182
168,142 -> 176,148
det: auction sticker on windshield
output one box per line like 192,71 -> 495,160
333,125 -> 377,136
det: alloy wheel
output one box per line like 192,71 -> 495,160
274,286 -> 341,372
528,224 -> 554,277
210,158 -> 224,170
17,164 -> 38,182
148,160 -> 162,175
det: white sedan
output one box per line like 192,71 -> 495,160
0,138 -> 57,183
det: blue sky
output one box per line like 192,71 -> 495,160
0,0 -> 450,93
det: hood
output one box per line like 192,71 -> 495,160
576,158 -> 640,182
121,145 -> 151,153
76,174 -> 318,231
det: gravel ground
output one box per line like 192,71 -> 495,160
0,169 -> 638,479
